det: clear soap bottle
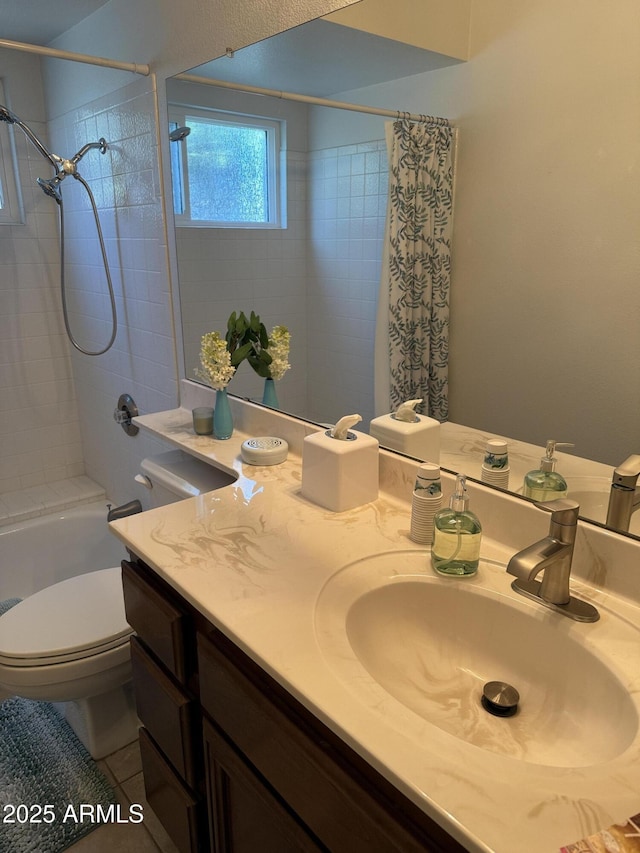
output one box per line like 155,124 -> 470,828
431,474 -> 482,576
522,440 -> 573,501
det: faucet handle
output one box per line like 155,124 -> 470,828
534,498 -> 580,525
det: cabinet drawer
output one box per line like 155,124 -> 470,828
139,726 -> 203,853
122,560 -> 188,683
131,636 -> 200,788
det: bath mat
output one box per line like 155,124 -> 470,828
0,598 -> 21,617
0,696 -> 117,852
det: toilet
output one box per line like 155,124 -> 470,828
0,450 -> 234,759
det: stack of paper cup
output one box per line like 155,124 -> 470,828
410,462 -> 442,545
481,439 -> 510,489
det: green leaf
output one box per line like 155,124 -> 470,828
230,341 -> 253,366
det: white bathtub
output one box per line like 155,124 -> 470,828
0,501 -> 127,601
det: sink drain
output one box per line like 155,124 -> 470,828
481,681 -> 520,717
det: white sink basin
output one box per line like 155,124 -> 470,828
315,551 -> 639,768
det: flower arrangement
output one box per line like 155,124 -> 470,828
264,325 -> 291,381
194,311 -> 291,388
194,331 -> 236,390
246,323 -> 291,381
195,311 -> 261,390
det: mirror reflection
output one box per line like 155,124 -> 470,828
167,3 -> 640,537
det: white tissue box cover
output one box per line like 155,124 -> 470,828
369,413 -> 440,463
301,430 -> 379,512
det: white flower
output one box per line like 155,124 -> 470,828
267,325 -> 291,381
195,331 -> 236,390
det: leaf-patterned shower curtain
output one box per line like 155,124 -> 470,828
386,119 -> 454,421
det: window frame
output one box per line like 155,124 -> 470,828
169,104 -> 284,229
0,80 -> 24,225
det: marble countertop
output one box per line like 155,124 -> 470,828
110,404 -> 640,853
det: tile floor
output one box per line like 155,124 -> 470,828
66,738 -> 179,853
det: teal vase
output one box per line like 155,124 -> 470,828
262,378 -> 279,409
213,388 -> 233,439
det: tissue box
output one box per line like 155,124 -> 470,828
369,413 -> 440,462
301,429 -> 379,512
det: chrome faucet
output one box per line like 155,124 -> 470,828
605,454 -> 640,533
507,499 -> 599,622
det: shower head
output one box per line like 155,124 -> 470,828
169,126 -> 191,142
0,105 -> 19,124
37,175 -> 63,205
0,103 -> 62,170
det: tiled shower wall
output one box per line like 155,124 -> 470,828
0,52 -> 84,498
46,75 -> 177,507
306,139 -> 387,426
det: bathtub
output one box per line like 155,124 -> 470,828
0,501 -> 127,602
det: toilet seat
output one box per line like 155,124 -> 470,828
0,567 -> 133,667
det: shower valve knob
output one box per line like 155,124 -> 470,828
114,393 -> 139,436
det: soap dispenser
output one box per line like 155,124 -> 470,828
431,474 -> 482,576
301,414 -> 379,512
522,440 -> 573,501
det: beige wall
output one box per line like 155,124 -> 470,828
334,0 -> 640,466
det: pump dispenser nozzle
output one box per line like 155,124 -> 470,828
540,440 -> 575,472
450,474 -> 470,512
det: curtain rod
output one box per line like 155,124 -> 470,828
175,73 -> 451,126
0,38 -> 150,76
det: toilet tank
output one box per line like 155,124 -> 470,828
139,450 -> 236,507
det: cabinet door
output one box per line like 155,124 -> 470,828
203,717 -> 323,853
198,630 -> 464,853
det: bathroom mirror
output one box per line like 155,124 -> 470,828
166,6 -> 640,537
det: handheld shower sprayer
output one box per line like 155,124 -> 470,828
36,176 -> 63,205
1,103 -> 117,356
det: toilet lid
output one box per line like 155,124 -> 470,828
0,567 -> 133,667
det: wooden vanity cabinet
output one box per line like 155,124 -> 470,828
122,554 -> 466,853
122,558 -> 206,853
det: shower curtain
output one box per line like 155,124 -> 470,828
374,118 -> 455,422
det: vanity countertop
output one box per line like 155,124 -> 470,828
110,405 -> 640,853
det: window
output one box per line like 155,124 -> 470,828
169,106 -> 284,228
0,81 -> 24,225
